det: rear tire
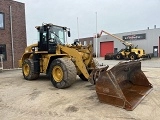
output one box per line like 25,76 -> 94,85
22,59 -> 39,80
50,58 -> 77,89
105,54 -> 113,60
115,54 -> 122,60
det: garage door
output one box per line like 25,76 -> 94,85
100,41 -> 114,57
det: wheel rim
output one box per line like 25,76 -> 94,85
117,55 -> 120,59
23,64 -> 30,76
130,55 -> 134,60
52,66 -> 63,82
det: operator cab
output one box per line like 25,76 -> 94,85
36,23 -> 70,53
125,46 -> 131,52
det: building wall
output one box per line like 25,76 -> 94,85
0,0 -> 27,69
94,28 -> 160,57
78,37 -> 93,45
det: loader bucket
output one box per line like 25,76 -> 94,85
95,61 -> 153,111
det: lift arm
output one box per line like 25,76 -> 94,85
97,30 -> 134,47
59,45 -> 91,79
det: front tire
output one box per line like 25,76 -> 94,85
22,59 -> 39,80
79,70 -> 92,81
79,58 -> 98,81
129,53 -> 137,60
50,58 -> 77,89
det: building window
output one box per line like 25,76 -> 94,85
0,44 -> 7,61
0,12 -> 5,29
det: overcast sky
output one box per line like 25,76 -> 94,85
16,0 -> 160,45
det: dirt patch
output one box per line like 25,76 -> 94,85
65,105 -> 79,112
29,90 -> 42,100
0,59 -> 160,120
86,94 -> 97,100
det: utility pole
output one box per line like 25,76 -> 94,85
77,17 -> 79,41
95,12 -> 98,58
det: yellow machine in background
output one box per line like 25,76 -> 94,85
97,30 -> 151,60
19,23 -> 152,110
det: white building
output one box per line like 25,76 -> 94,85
94,27 -> 160,57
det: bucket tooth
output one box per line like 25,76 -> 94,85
96,61 -> 153,111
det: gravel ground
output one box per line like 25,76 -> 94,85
0,58 -> 160,120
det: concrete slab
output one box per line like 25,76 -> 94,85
0,58 -> 160,120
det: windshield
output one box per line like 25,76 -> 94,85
49,26 -> 65,44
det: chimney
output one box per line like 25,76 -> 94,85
154,25 -> 156,29
147,27 -> 149,30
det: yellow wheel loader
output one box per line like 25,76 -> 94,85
19,23 -> 152,110
98,30 -> 151,60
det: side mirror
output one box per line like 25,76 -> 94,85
68,31 -> 71,37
